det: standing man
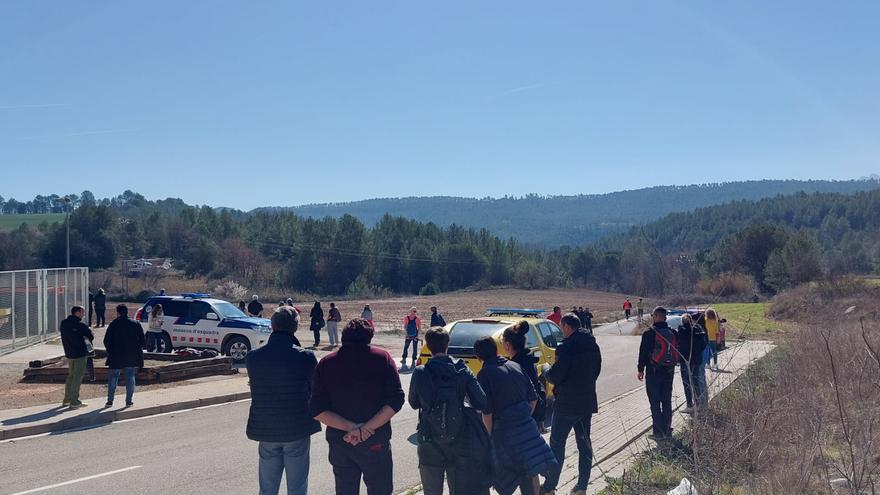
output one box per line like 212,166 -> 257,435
547,306 -> 562,326
309,301 -> 325,348
402,307 -> 421,368
104,304 -> 145,407
542,314 -> 602,495
429,306 -> 446,328
310,318 -> 405,495
327,302 -> 341,347
87,289 -> 95,327
637,307 -> 679,440
247,307 -> 321,495
94,288 -> 107,327
622,299 -> 632,321
581,307 -> 594,332
409,328 -> 490,495
59,306 -> 94,409
248,295 -> 264,318
636,298 -> 645,321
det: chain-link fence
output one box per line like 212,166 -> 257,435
0,268 -> 88,355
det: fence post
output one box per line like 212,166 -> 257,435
25,273 -> 30,344
10,273 -> 15,349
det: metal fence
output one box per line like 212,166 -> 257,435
0,268 -> 89,355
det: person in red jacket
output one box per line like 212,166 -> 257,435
547,306 -> 563,326
623,299 -> 633,321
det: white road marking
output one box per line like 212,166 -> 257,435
9,465 -> 142,494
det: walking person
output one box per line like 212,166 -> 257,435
636,298 -> 645,321
430,306 -> 446,328
474,337 -> 557,495
361,304 -> 374,329
104,304 -> 145,407
327,302 -> 341,347
248,295 -> 264,318
622,298 -> 632,321
310,318 -> 405,495
542,314 -> 602,495
309,301 -> 325,348
637,307 -> 679,440
409,328 -> 491,495
59,306 -> 94,409
246,307 -> 321,495
402,307 -> 422,368
675,314 -> 709,413
94,288 -> 107,327
146,304 -> 165,352
502,321 -> 547,433
704,308 -> 721,370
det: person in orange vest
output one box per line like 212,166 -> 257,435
547,306 -> 563,325
401,307 -> 422,368
623,299 -> 633,320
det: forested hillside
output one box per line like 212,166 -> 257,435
260,179 -> 880,247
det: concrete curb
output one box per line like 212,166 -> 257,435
0,391 -> 251,442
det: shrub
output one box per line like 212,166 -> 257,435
419,282 -> 441,296
214,280 -> 249,302
695,272 -> 754,298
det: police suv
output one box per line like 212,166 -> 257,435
135,293 -> 272,361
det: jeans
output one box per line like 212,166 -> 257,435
313,328 -> 321,347
694,364 -> 709,406
258,438 -> 311,495
708,341 -> 718,366
418,440 -> 489,495
646,367 -> 674,437
96,306 -> 106,326
327,321 -> 339,346
63,357 -> 88,405
544,412 -> 593,492
107,367 -> 137,404
402,337 -> 418,362
328,439 -> 393,495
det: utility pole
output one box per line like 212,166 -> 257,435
64,196 -> 71,268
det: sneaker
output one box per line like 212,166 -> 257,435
125,402 -> 133,407
61,401 -> 70,407
69,402 -> 88,409
682,406 -> 694,414
105,401 -> 113,407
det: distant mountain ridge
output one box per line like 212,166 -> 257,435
256,179 -> 880,247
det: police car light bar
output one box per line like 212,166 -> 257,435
181,292 -> 211,299
486,307 -> 546,316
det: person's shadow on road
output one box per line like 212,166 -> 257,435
2,405 -> 67,426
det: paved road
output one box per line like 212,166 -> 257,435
0,333 -> 640,495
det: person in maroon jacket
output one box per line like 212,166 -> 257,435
310,318 -> 405,495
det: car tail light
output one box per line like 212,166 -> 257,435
135,308 -> 143,321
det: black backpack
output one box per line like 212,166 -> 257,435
424,365 -> 465,444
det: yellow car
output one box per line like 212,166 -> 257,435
416,308 -> 565,397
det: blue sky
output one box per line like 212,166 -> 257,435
1,1 -> 878,210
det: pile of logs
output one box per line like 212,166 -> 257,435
23,351 -> 237,384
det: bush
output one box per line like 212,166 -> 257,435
695,272 -> 754,298
419,282 -> 441,296
768,277 -> 879,322
214,280 -> 249,302
346,275 -> 392,299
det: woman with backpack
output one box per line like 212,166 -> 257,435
502,321 -> 547,433
309,301 -> 324,348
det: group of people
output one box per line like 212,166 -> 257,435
637,306 -> 722,439
246,307 -> 602,495
622,297 -> 645,321
59,303 -> 148,409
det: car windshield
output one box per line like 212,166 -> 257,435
213,302 -> 248,319
448,322 -> 509,348
667,316 -> 683,329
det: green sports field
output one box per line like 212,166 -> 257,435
0,213 -> 65,232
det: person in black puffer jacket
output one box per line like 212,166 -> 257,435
542,313 -> 602,495
59,306 -> 94,408
502,321 -> 547,429
676,314 -> 709,411
246,306 -> 321,495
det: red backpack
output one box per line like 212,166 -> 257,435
651,326 -> 680,367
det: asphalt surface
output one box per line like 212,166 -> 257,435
0,332 -> 640,495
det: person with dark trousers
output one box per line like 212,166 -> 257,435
59,306 -> 94,409
104,304 -> 145,407
94,288 -> 107,327
429,306 -> 446,328
310,318 -> 405,495
502,321 -> 547,432
475,337 -> 557,495
247,306 -> 321,495
248,295 -> 264,318
676,314 -> 709,413
547,306 -> 562,326
542,314 -> 602,495
309,301 -> 324,348
401,307 -> 422,368
409,328 -> 490,495
580,307 -> 594,332
87,289 -> 94,327
623,299 -> 632,321
637,307 -> 678,439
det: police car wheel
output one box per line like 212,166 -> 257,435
158,332 -> 173,353
225,337 -> 251,362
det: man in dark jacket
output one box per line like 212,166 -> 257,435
676,314 -> 708,412
310,318 -> 405,495
103,304 -> 145,407
638,307 -> 677,439
247,294 -> 264,317
247,306 -> 321,495
409,328 -> 489,495
59,306 -> 94,408
542,314 -> 602,495
87,289 -> 94,327
94,288 -> 107,327
429,306 -> 446,328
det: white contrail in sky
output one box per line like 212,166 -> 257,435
497,83 -> 551,96
0,103 -> 72,110
16,128 -> 140,140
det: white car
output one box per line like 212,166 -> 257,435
135,293 -> 272,361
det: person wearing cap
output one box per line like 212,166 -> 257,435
401,307 -> 422,368
247,306 -> 320,495
248,295 -> 264,318
637,306 -> 677,439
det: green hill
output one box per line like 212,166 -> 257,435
0,213 -> 65,232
